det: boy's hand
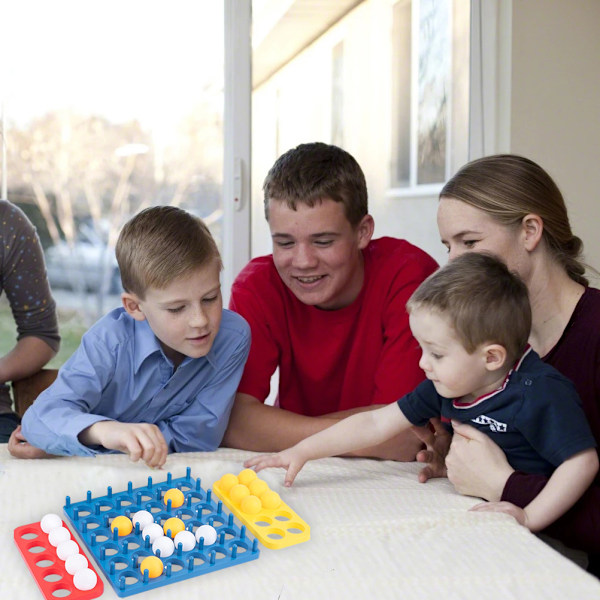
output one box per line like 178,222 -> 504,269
7,425 -> 53,459
80,421 -> 168,468
469,500 -> 527,528
244,449 -> 307,487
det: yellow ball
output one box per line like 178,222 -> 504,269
219,473 -> 239,493
237,468 -> 258,486
163,517 -> 185,538
163,488 -> 185,508
140,555 -> 163,578
240,495 -> 262,515
260,490 -> 281,510
228,483 -> 250,505
110,515 -> 133,536
248,478 -> 269,497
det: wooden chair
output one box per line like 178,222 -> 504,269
12,369 -> 59,417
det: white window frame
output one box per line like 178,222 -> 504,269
468,0 -> 511,159
222,0 -> 252,305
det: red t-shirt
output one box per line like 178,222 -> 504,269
229,237 -> 438,416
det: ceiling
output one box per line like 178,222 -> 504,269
252,0 -> 365,88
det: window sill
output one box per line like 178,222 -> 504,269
385,183 -> 444,199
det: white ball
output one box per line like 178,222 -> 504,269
132,510 -> 154,531
174,530 -> 196,552
152,535 -> 174,558
40,513 -> 62,534
195,525 -> 217,546
141,523 -> 164,544
48,526 -> 71,547
73,568 -> 97,591
56,539 -> 79,561
65,553 -> 88,575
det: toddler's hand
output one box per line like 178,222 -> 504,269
81,421 -> 168,468
244,449 -> 306,487
469,500 -> 527,528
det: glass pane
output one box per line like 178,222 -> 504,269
2,0 -> 224,366
417,0 -> 450,185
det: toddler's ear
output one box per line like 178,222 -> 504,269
122,293 -> 146,321
484,344 -> 507,371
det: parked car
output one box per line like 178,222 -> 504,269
44,224 -> 121,295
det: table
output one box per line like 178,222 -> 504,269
2,446 -> 599,599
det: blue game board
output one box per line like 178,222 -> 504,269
63,467 -> 260,597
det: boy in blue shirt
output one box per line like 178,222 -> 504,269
11,206 -> 250,468
247,253 -> 598,533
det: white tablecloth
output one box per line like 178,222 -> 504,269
2,446 -> 599,599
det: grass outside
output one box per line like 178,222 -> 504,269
0,296 -> 87,370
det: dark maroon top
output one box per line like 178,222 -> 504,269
502,287 -> 600,554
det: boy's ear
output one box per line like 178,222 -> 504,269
356,214 -> 375,250
483,344 -> 507,372
121,292 -> 147,322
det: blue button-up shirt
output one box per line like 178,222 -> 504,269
22,307 -> 250,456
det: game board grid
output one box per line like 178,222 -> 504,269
62,467 -> 260,597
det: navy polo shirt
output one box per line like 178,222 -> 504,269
399,347 -> 596,476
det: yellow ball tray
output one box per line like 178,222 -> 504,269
212,472 -> 310,550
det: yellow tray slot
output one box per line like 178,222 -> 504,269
212,470 -> 310,550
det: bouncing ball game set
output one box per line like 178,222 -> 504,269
14,466 -> 310,598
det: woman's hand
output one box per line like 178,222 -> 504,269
413,418 -> 451,482
446,420 -> 515,501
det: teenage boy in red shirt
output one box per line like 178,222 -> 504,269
224,142 -> 438,460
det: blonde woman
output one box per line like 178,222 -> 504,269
419,154 -> 600,573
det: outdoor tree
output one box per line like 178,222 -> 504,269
6,91 -> 224,322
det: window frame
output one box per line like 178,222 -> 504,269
222,0 -> 252,305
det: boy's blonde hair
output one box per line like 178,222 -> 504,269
406,252 -> 531,364
116,206 -> 221,299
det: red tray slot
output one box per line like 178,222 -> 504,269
14,521 -> 103,600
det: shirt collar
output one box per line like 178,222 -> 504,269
511,344 -> 532,372
132,318 -> 218,373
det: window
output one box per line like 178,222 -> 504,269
1,0 -> 227,365
250,0 -> 468,264
391,0 -> 454,191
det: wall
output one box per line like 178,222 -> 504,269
251,0 -> 600,281
251,0 -> 468,268
509,0 -> 600,281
